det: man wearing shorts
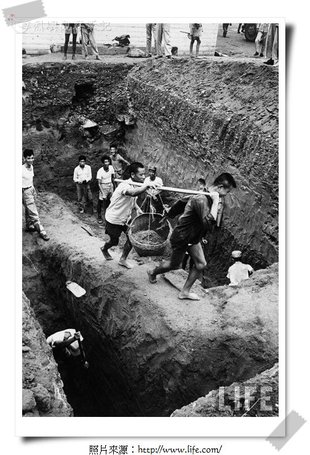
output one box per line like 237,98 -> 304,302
100,162 -> 155,269
96,155 -> 115,224
189,23 -> 203,58
147,173 -> 236,300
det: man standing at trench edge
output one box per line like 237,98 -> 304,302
147,173 -> 237,300
22,149 -> 49,241
100,162 -> 156,269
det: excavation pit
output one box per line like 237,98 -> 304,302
22,57 -> 279,417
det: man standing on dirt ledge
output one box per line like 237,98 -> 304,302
147,173 -> 237,301
22,149 -> 49,241
101,162 -> 156,269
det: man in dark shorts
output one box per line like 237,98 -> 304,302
147,173 -> 236,300
100,162 -> 156,269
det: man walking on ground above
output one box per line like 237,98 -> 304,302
188,23 -> 203,58
96,155 -> 115,224
22,149 -> 49,241
73,155 -> 93,214
63,23 -> 79,60
147,173 -> 236,301
100,162 -> 156,269
80,23 -> 101,60
156,23 -> 172,59
146,23 -> 157,57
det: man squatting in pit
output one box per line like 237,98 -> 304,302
100,162 -> 157,269
147,173 -> 237,301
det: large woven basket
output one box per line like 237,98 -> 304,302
128,213 -> 170,257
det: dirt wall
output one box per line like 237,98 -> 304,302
126,59 -> 279,271
23,61 -> 134,200
22,292 -> 73,417
171,363 -> 279,417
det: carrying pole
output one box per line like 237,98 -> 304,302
115,179 -> 211,196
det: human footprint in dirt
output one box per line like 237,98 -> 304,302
100,162 -> 156,269
147,173 -> 237,301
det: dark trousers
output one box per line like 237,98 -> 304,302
64,33 -> 77,55
97,198 -> 111,219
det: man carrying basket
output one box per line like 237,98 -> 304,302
147,173 -> 236,300
100,162 -> 156,269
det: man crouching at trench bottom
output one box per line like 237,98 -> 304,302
100,162 -> 157,269
147,173 -> 237,301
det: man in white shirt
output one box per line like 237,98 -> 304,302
227,250 -> 254,286
101,162 -> 155,269
22,149 -> 49,241
96,155 -> 115,224
142,166 -> 164,214
73,155 -> 93,214
47,329 -> 89,368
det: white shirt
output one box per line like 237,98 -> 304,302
145,176 -> 163,197
46,329 -> 83,357
105,178 -> 136,225
22,164 -> 34,188
73,164 -> 92,183
227,262 -> 254,286
144,176 -> 163,187
96,165 -> 115,184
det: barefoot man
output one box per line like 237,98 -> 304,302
147,173 -> 236,300
100,162 -> 156,269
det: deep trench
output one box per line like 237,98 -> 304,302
23,251 -> 144,416
22,60 -> 278,417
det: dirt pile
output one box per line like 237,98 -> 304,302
132,229 -> 164,245
171,363 -> 278,417
22,292 -> 73,417
23,192 -> 278,416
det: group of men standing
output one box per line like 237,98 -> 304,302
23,147 -> 253,300
72,145 -> 130,220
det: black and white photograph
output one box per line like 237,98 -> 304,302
19,18 -> 283,437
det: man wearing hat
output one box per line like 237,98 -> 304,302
227,250 -> 254,286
